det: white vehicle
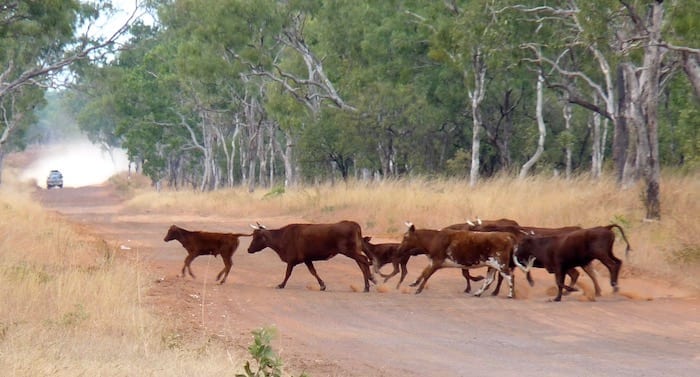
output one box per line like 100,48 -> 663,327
46,170 -> 63,188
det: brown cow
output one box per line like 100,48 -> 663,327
465,223 -> 593,295
163,225 -> 251,284
248,221 -> 376,292
513,224 -> 632,301
361,236 -> 402,280
397,223 -> 532,298
378,230 -> 484,292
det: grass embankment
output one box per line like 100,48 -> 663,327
0,181 -> 240,375
126,173 -> 700,289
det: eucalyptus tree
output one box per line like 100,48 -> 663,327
508,0 -> 698,220
0,1 -> 132,184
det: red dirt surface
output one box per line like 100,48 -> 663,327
34,185 -> 700,377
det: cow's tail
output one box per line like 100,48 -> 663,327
606,224 -> 632,258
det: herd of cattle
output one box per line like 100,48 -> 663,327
163,217 -> 631,302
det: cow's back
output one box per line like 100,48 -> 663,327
288,221 -> 362,260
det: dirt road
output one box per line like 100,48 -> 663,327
35,185 -> 700,376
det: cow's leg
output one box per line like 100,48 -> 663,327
473,268 -> 497,297
563,268 -> 580,292
380,260 -> 400,280
351,255 -> 374,292
460,269 -> 486,293
182,254 -> 197,279
553,267 -> 566,302
415,263 -> 441,294
304,261 -> 326,291
581,263 -> 602,296
462,269 -> 472,293
598,254 -> 622,293
392,261 -> 410,290
491,273 -> 504,296
216,254 -> 233,284
500,268 -> 515,298
277,263 -> 297,289
409,275 -> 423,287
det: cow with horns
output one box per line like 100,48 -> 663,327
248,221 -> 376,292
513,224 -> 632,301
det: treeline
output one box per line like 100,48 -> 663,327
64,2 -> 699,203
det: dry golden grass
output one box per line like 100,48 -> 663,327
0,187 -> 242,376
126,172 -> 700,289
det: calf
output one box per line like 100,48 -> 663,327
361,237 -> 404,285
513,224 -> 632,301
397,223 -> 531,298
163,225 -> 251,284
248,221 -> 376,292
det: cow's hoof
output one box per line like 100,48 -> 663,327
276,284 -> 285,289
473,293 -> 482,297
320,285 -> 326,291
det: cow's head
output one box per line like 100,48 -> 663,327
248,223 -> 269,253
163,225 -> 180,242
397,222 -> 421,255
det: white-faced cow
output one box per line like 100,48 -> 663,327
397,223 -> 532,298
163,225 -> 251,284
513,224 -> 632,301
248,221 -> 376,292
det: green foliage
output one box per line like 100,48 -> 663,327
61,0 -> 700,189
237,327 -> 308,377
263,185 -> 285,199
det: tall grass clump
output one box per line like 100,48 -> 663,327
127,172 -> 699,289
0,187 -> 241,376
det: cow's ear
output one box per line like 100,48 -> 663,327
363,236 -> 371,241
405,221 -> 415,232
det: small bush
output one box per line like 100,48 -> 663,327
237,327 -> 307,377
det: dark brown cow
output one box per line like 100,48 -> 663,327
467,224 -> 592,295
248,221 -> 376,292
163,225 -> 251,284
361,237 -> 403,283
397,223 -> 532,298
513,224 -> 632,301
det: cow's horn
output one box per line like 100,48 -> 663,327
404,221 -> 413,228
249,223 -> 259,230
466,220 -> 475,226
477,217 -> 482,225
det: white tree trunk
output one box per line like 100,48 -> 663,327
469,49 -> 487,187
520,72 -> 547,179
563,101 -> 573,179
